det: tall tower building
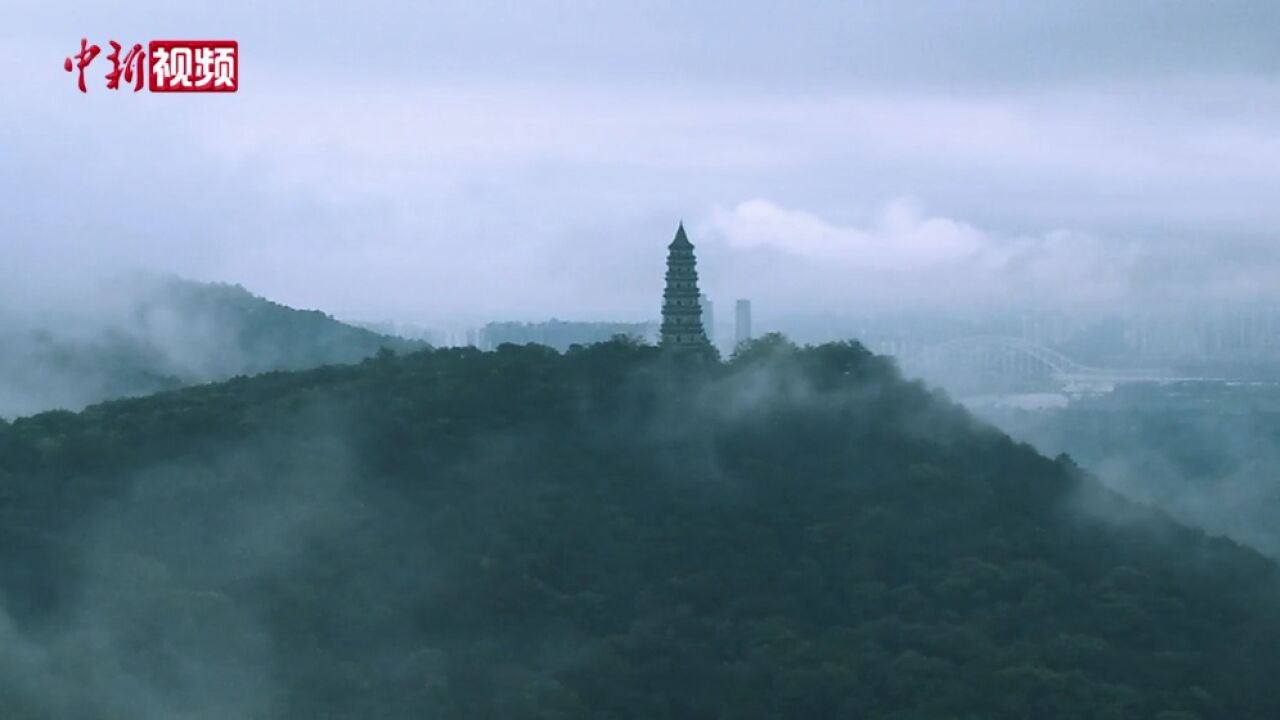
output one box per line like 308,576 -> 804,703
660,223 -> 711,351
700,294 -> 715,348
735,299 -> 753,347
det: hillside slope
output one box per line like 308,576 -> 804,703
0,337 -> 1277,719
0,278 -> 424,418
979,382 -> 1280,558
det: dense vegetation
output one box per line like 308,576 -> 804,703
983,381 -> 1280,557
0,278 -> 422,418
1,337 -> 1278,718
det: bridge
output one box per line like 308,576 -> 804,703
895,335 -> 1177,393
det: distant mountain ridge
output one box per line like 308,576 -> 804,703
0,278 -> 424,418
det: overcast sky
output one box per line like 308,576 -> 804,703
4,1 -> 1280,324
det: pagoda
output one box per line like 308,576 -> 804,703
660,222 -> 712,352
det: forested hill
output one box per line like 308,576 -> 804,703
0,278 -> 424,418
1,337 -> 1279,719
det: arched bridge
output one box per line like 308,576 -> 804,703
897,335 -> 1174,392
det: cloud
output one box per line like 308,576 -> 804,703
6,2 -> 1280,326
705,198 -> 1147,310
710,198 -> 986,269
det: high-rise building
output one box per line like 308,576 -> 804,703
660,223 -> 711,351
735,299 -> 752,347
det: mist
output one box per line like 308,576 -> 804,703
0,417 -> 356,718
0,271 -> 428,419
977,382 -> 1280,557
7,3 -> 1280,715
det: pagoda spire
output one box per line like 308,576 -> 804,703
660,222 -> 711,352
